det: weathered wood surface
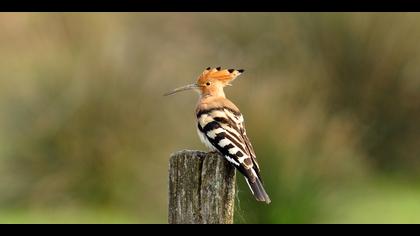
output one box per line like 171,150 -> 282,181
168,150 -> 236,224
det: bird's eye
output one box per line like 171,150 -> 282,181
206,82 -> 211,86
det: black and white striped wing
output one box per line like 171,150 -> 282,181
196,107 -> 271,203
196,108 -> 257,177
223,108 -> 261,173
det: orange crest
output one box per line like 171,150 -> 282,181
197,67 -> 244,86
163,67 -> 245,97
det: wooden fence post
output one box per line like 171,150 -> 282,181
168,150 -> 236,224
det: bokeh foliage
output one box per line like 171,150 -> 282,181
0,13 -> 419,223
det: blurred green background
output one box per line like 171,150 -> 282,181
0,13 -> 419,224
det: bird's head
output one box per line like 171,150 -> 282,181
164,67 -> 244,97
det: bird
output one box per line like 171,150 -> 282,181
164,67 -> 271,204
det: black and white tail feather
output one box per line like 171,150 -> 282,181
245,175 -> 271,203
197,107 -> 271,204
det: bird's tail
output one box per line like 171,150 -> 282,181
245,176 -> 271,204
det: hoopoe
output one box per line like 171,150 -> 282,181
165,67 -> 271,204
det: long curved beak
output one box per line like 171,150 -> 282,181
163,83 -> 199,96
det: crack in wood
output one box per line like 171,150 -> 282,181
168,150 -> 236,224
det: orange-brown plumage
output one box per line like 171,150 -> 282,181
195,67 -> 243,98
165,67 -> 270,204
196,96 -> 239,115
